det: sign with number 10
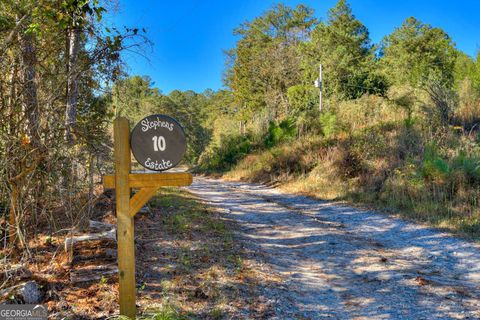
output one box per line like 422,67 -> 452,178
130,114 -> 187,171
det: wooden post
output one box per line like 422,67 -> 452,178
104,116 -> 192,319
114,117 -> 136,319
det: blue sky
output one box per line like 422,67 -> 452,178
108,0 -> 480,94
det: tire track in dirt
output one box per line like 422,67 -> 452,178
188,177 -> 480,320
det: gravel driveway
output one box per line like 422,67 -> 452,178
187,177 -> 480,320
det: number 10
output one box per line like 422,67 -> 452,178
152,136 -> 166,151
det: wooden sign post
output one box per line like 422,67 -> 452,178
103,117 -> 192,319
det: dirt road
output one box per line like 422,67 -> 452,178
187,177 -> 480,320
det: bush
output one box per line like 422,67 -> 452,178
319,111 -> 337,138
421,143 -> 450,183
452,150 -> 480,185
198,134 -> 252,172
264,118 -> 296,148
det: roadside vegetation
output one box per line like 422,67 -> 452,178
95,1 -> 480,238
199,1 -> 480,237
195,1 -> 480,238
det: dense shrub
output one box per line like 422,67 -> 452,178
421,143 -> 450,183
263,118 -> 297,148
198,134 -> 252,172
452,151 -> 480,185
319,111 -> 337,138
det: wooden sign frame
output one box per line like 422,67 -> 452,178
102,117 -> 192,319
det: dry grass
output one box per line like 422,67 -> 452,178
221,123 -> 480,240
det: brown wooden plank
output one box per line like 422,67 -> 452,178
129,187 -> 160,217
103,172 -> 193,189
113,117 -> 136,319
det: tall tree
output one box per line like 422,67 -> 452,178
379,17 -> 457,88
17,4 -> 40,147
112,75 -> 160,123
226,4 -> 317,122
302,0 -> 386,100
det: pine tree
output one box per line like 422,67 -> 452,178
379,17 -> 457,88
303,0 -> 387,100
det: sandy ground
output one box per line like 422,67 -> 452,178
187,177 -> 480,320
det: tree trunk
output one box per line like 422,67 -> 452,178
65,27 -> 81,142
8,60 -> 18,136
8,184 -> 18,247
18,27 -> 40,147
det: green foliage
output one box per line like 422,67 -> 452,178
421,144 -> 450,182
199,135 -> 252,171
302,0 -> 386,99
287,85 -> 318,115
319,112 -> 337,138
380,17 -> 457,88
113,76 -> 160,123
454,52 -> 478,90
452,151 -> 480,185
452,53 -> 480,128
347,72 -> 389,98
287,85 -> 322,134
227,4 -> 317,119
147,304 -> 183,320
264,119 -> 297,148
0,14 -> 14,31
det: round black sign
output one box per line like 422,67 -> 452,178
130,114 -> 187,171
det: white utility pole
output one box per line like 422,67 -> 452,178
319,64 -> 323,112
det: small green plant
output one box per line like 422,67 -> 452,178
165,213 -> 189,233
179,248 -> 192,270
452,150 -> 480,184
421,143 -> 450,182
264,118 -> 296,148
204,218 -> 226,234
151,304 -> 183,320
403,115 -> 416,129
209,308 -> 223,320
227,254 -> 243,272
319,111 -> 337,138
44,235 -> 53,246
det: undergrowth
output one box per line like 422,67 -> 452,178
223,123 -> 480,238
